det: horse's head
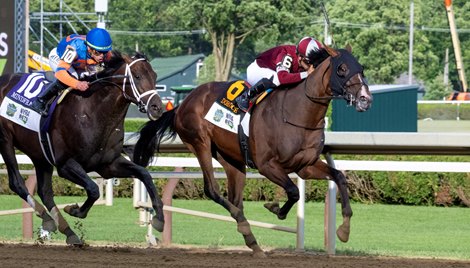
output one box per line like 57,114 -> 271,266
101,51 -> 163,120
325,45 -> 372,112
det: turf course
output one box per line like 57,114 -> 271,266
0,196 -> 469,260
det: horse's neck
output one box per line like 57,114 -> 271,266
70,84 -> 129,123
278,69 -> 331,129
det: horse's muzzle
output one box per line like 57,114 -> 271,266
147,95 -> 164,121
354,86 -> 373,112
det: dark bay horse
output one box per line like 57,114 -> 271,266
0,51 -> 164,245
133,45 -> 372,256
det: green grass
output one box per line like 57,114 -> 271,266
1,195 -> 469,260
418,119 -> 470,132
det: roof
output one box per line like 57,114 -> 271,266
150,54 -> 205,82
369,84 -> 420,94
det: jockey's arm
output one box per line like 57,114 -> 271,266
273,54 -> 308,86
55,62 -> 79,88
275,66 -> 308,86
54,46 -> 88,91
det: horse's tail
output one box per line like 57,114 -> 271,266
133,107 -> 178,167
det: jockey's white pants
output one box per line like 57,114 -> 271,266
246,60 -> 281,87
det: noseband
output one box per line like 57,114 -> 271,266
304,50 -> 366,105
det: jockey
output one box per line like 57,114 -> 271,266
31,27 -> 113,116
237,36 -> 323,112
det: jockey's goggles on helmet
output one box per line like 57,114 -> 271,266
90,49 -> 106,56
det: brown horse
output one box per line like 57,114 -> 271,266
133,45 -> 372,256
0,51 -> 164,245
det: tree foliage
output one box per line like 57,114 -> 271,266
27,0 -> 470,98
161,0 -> 315,81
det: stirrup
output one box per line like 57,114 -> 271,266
31,100 -> 48,116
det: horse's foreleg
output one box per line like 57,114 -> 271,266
297,160 -> 352,242
258,162 -> 299,220
330,169 -> 352,242
97,157 -> 164,232
57,159 -> 100,218
132,166 -> 164,232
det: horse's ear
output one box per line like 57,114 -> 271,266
324,44 -> 338,57
345,43 -> 352,53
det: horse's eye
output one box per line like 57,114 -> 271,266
337,64 -> 348,77
135,74 -> 141,79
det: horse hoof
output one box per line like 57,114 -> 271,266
237,221 -> 251,236
64,204 -> 86,218
64,204 -> 78,215
151,216 -> 164,232
251,245 -> 266,258
66,235 -> 83,246
42,219 -> 57,233
336,224 -> 350,242
263,202 -> 280,215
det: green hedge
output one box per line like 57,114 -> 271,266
418,103 -> 470,120
2,154 -> 469,207
124,118 -> 148,132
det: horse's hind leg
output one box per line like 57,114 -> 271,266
197,150 -> 265,258
34,163 -> 82,245
0,145 -> 59,235
297,160 -> 352,242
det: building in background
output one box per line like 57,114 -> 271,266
126,54 -> 205,117
332,84 -> 419,132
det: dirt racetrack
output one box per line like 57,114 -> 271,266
1,243 -> 470,268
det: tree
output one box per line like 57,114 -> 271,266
163,0 -> 314,81
107,0 -> 213,58
423,73 -> 452,100
326,0 -> 435,84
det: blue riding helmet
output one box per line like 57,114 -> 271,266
86,28 -> 113,52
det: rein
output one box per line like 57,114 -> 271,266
302,59 -> 341,104
86,58 -> 158,113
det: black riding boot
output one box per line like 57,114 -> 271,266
31,80 -> 64,116
237,78 -> 277,112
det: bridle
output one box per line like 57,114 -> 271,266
304,50 -> 367,106
121,58 -> 159,113
87,57 -> 158,113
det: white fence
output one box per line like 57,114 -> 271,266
2,132 -> 470,254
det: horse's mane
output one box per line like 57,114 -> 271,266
82,51 -> 148,83
307,48 -> 330,68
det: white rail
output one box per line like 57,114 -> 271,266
2,132 -> 470,254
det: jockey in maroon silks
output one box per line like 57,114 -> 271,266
237,36 -> 323,112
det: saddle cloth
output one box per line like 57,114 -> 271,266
204,80 -> 249,134
0,73 -> 50,132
